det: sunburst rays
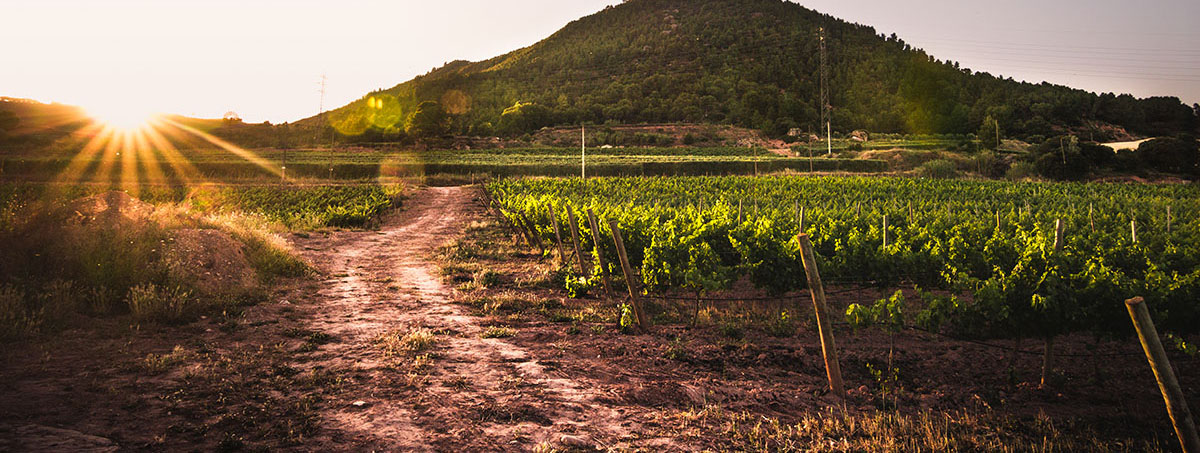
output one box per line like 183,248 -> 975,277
56,114 -> 284,192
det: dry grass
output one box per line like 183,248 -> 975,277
672,405 -> 1166,452
375,327 -> 437,357
481,326 -> 517,338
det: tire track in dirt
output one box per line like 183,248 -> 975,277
289,186 -> 628,451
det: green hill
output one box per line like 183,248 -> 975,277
320,0 -> 1197,141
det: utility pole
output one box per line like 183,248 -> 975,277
996,120 -> 1001,150
581,123 -> 586,179
819,27 -> 831,156
319,74 -> 331,181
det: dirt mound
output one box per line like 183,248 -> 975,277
165,229 -> 258,296
68,191 -> 154,224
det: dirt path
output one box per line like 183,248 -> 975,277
288,186 -> 631,451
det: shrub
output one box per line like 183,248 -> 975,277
1137,136 -> 1199,174
1006,162 -> 1038,180
126,283 -> 194,324
473,270 -> 502,289
973,151 -> 1009,178
0,285 -> 39,340
917,159 -> 958,179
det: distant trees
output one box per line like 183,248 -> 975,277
978,115 -> 1000,150
0,110 -> 18,132
406,101 -> 449,138
321,0 -> 1200,141
0,109 -> 17,143
1031,135 -> 1087,180
497,102 -> 552,136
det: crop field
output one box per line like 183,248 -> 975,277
489,175 -> 1200,348
0,182 -> 403,229
0,146 -> 888,182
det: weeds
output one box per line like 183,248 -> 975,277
126,283 -> 194,324
675,406 -> 1165,452
482,326 -> 517,338
375,327 -> 437,357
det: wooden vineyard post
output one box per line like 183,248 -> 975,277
549,205 -> 567,264
882,215 -> 889,248
1132,218 -> 1139,244
565,207 -> 589,276
995,210 -> 1002,232
796,233 -> 845,398
1167,206 -> 1172,234
1089,203 -> 1095,233
585,209 -> 615,298
1040,219 -> 1066,389
608,219 -> 650,332
1125,297 -> 1200,453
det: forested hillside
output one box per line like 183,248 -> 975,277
319,0 -> 1198,141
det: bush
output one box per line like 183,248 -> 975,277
1137,136 -> 1199,174
917,159 -> 959,179
1006,162 -> 1038,180
0,285 -> 38,340
973,151 -> 1008,178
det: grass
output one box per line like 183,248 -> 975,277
375,327 -> 437,357
0,182 -> 402,339
672,405 -> 1167,452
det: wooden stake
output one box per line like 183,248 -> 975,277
1126,296 -> 1200,453
1132,218 -> 1139,244
1089,203 -> 1095,233
565,207 -> 588,276
796,233 -> 844,397
799,206 -> 806,233
882,215 -> 888,248
608,219 -> 649,332
549,205 -> 567,264
995,210 -> 1001,232
586,209 -> 615,298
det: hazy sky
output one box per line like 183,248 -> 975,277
2,0 -> 1197,123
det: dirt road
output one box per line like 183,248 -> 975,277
289,186 -> 634,451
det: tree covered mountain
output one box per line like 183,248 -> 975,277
323,0 -> 1197,140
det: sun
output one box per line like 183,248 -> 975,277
85,104 -> 160,131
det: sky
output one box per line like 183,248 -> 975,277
2,0 -> 1197,124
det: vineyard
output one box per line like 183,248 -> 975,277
488,176 -> 1200,346
0,146 -> 887,182
0,183 -> 403,229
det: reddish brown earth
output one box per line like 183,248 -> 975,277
1,185 -> 1197,452
288,186 -> 662,450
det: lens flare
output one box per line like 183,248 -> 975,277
85,104 -> 158,132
